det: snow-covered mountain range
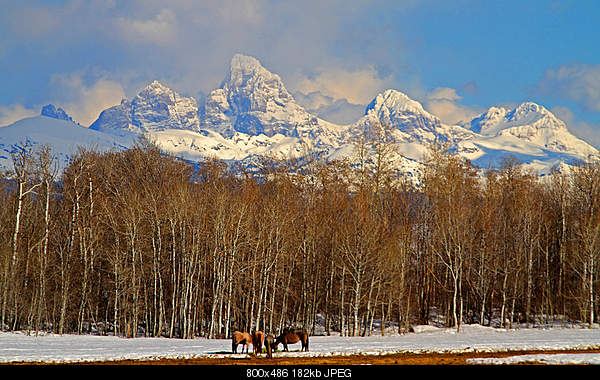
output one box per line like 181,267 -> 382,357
1,53 -> 598,177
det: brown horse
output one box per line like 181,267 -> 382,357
264,334 -> 275,358
252,330 -> 264,355
272,328 -> 309,352
232,331 -> 253,353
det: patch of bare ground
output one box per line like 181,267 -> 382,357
22,348 -> 600,366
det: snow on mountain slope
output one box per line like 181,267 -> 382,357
0,115 -> 131,172
345,89 -> 476,147
201,54 -> 346,148
466,102 -> 598,159
90,80 -> 200,134
147,128 -> 311,163
451,102 -> 600,173
456,134 -> 587,174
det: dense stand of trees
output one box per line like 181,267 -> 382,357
0,138 -> 599,338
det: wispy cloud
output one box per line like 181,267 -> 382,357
291,66 -> 394,106
536,64 -> 600,112
49,70 -> 126,126
424,87 -> 483,125
0,104 -> 39,127
115,9 -> 178,47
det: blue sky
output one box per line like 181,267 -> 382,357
1,0 -> 599,146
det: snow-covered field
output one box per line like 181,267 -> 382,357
1,325 -> 600,364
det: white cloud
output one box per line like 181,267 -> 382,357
424,87 -> 482,125
115,8 -> 178,46
0,104 -> 39,127
537,64 -> 600,112
426,87 -> 462,102
291,66 -> 393,106
50,71 -> 126,126
293,90 -> 365,125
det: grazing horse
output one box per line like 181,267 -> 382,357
232,331 -> 253,353
264,334 -> 275,358
272,328 -> 309,352
252,330 -> 265,355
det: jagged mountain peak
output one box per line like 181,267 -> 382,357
469,101 -> 566,137
229,54 -> 266,75
139,80 -> 173,95
89,80 -> 199,134
365,89 -> 433,119
202,53 -> 341,142
348,89 -> 446,145
505,102 -> 562,127
222,53 -> 294,107
41,104 -> 76,124
467,106 -> 507,134
462,101 -> 598,161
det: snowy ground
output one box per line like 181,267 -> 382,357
1,325 -> 600,364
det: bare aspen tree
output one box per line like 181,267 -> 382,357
422,144 -> 479,332
569,162 -> 600,326
33,145 -> 58,335
2,142 -> 43,330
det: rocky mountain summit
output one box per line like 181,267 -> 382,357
346,89 -> 468,146
89,80 -> 200,135
464,102 -> 598,160
41,104 -> 77,124
202,54 -> 344,148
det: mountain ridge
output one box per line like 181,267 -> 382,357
1,54 -> 598,176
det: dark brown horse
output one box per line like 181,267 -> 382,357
264,334 -> 275,358
232,331 -> 253,353
252,330 -> 264,355
272,328 -> 309,352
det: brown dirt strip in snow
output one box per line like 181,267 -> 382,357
12,348 -> 600,365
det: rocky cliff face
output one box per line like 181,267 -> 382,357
89,80 -> 200,134
41,104 -> 76,124
202,54 -> 344,148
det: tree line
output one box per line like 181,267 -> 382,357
0,136 -> 598,338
